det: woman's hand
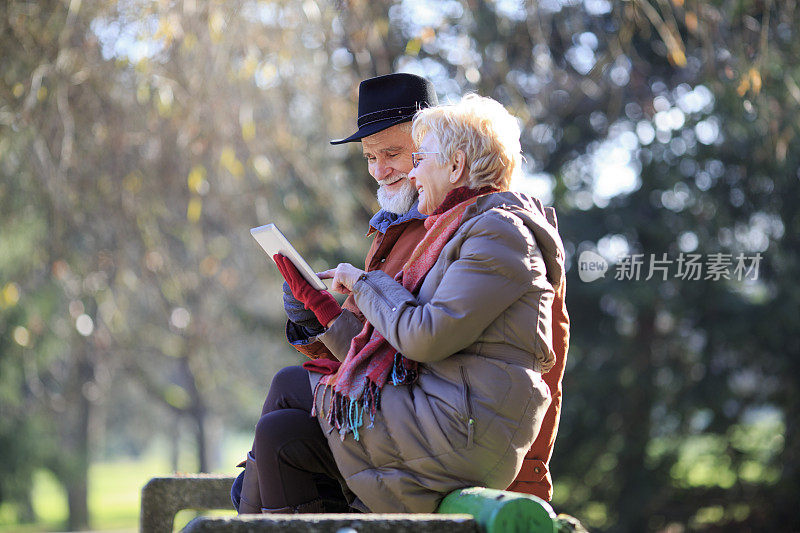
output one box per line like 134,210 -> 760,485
318,263 -> 365,295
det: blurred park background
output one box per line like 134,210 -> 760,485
1,0 -> 798,531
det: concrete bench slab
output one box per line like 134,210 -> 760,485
141,475 -> 237,533
181,514 -> 478,532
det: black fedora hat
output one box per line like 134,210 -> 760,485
330,73 -> 438,145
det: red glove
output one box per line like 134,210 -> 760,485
273,254 -> 342,327
302,358 -> 341,376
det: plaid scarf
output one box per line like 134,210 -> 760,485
305,186 -> 495,440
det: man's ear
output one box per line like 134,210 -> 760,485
450,150 -> 467,184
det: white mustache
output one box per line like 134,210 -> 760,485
377,174 -> 409,187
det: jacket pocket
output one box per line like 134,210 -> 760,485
459,365 -> 476,449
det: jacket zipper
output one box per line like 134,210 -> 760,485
359,273 -> 397,312
460,366 -> 475,448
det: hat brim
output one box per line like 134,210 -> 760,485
330,115 -> 413,145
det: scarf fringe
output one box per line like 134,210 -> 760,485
312,355 -> 419,441
391,352 -> 418,385
310,377 -> 324,418
313,379 -> 393,441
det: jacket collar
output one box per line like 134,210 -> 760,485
367,200 -> 426,236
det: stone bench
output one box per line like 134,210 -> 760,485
140,475 -> 237,532
181,514 -> 478,532
140,475 -> 573,533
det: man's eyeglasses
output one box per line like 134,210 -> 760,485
411,151 -> 440,168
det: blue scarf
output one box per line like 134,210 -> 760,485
368,201 -> 426,235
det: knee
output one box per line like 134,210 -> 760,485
255,408 -> 320,457
254,412 -> 279,452
271,366 -> 300,387
262,366 -> 305,414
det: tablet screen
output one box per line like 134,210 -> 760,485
250,224 -> 326,290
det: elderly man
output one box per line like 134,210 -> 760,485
284,73 -> 433,362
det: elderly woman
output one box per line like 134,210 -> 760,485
241,94 -> 565,514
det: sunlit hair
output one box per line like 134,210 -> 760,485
395,121 -> 413,135
411,94 -> 521,191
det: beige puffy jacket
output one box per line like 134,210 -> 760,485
310,191 -> 565,513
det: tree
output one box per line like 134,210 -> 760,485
2,0 -> 797,530
1,0 -> 370,527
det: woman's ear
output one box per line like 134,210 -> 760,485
450,150 -> 467,184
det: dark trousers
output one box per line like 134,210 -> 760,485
252,365 -> 349,510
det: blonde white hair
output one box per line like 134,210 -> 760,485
411,94 -> 522,191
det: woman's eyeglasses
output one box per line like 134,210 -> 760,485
411,151 -> 441,168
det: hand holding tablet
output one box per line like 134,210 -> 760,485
250,224 -> 326,290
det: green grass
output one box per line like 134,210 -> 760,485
0,434 -> 249,532
90,459 -> 172,531
0,459 -> 168,532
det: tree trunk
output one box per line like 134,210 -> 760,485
180,354 -> 209,472
65,356 -> 92,531
195,402 -> 208,473
17,493 -> 36,524
66,476 -> 89,532
614,310 -> 657,532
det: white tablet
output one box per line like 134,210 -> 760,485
250,224 -> 327,290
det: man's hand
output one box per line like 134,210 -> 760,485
274,255 -> 342,328
317,263 -> 365,295
282,281 -> 323,331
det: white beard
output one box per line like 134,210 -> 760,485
376,174 -> 418,215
